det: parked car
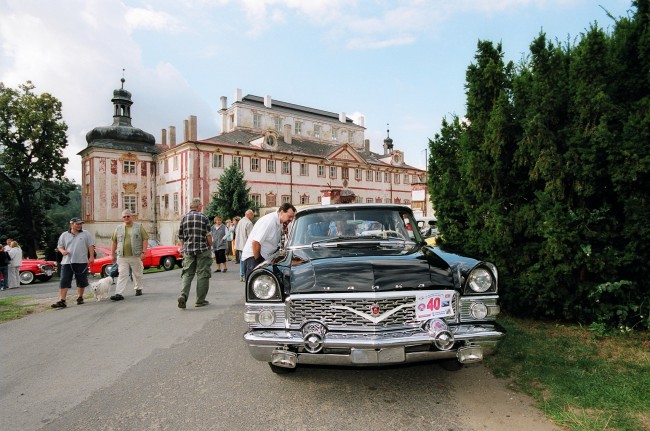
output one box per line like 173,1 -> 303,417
244,204 -> 505,374
19,259 -> 57,285
89,239 -> 183,277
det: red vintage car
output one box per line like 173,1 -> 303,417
19,259 -> 57,285
89,239 -> 183,277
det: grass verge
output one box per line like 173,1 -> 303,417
0,296 -> 41,323
484,315 -> 650,431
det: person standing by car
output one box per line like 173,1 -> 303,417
177,198 -> 212,309
211,216 -> 227,273
6,241 -> 22,289
241,203 -> 296,281
0,244 -> 10,290
231,216 -> 240,262
51,218 -> 95,308
234,209 -> 254,282
109,209 -> 149,301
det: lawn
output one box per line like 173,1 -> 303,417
485,315 -> 650,431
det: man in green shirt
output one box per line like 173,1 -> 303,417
110,209 -> 149,301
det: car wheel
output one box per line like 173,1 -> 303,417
439,359 -> 464,371
162,256 -> 176,271
101,265 -> 111,277
268,363 -> 296,374
37,275 -> 53,283
19,271 -> 35,285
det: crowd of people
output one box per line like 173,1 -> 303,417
2,201 -> 297,311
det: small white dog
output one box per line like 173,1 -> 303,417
91,276 -> 114,301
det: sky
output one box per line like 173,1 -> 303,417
0,0 -> 633,184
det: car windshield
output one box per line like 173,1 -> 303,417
148,239 -> 160,247
288,207 -> 422,247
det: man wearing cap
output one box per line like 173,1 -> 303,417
51,218 -> 95,308
109,209 -> 149,301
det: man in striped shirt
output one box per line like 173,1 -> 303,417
177,198 -> 213,309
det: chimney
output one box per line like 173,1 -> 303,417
235,88 -> 242,102
220,96 -> 227,110
364,139 -> 370,153
283,124 -> 292,144
339,112 -> 346,123
359,115 -> 365,127
264,95 -> 272,108
169,126 -> 176,147
161,129 -> 167,146
183,119 -> 189,142
189,115 -> 197,140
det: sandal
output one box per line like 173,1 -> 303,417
51,300 -> 67,309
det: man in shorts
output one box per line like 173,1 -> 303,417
51,217 -> 95,308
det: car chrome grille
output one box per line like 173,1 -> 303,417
288,292 -> 457,331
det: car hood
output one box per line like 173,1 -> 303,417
280,246 -> 461,294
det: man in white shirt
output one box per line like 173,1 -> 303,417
241,203 -> 296,281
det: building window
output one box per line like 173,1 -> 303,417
376,171 -> 382,182
251,158 -> 260,172
375,197 -> 382,203
332,128 -> 338,141
164,159 -> 169,174
253,112 -> 262,129
300,194 -> 309,205
250,193 -> 261,207
266,193 -> 277,207
124,195 -> 137,213
355,196 -> 363,203
367,170 -> 373,181
300,163 -> 308,176
355,169 -> 362,181
404,174 -> 410,184
233,156 -> 242,169
384,172 -> 390,183
162,194 -> 169,209
295,121 -> 302,135
282,195 -> 291,204
314,124 -> 321,139
85,195 -> 91,215
342,167 -> 349,179
366,198 -> 374,203
348,130 -> 354,144
329,166 -> 337,178
403,199 -> 411,205
213,154 -> 223,168
385,198 -> 391,203
124,160 -> 136,174
282,161 -> 290,175
394,173 -> 400,184
317,165 -> 325,177
173,193 -> 179,213
173,156 -> 178,171
267,159 -> 275,173
274,117 -> 282,132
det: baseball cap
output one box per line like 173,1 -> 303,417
69,217 -> 84,224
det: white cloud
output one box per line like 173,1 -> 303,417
125,7 -> 185,32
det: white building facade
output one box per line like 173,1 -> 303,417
80,84 -> 427,246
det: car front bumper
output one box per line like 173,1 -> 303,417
244,322 -> 505,367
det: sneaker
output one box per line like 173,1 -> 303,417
214,269 -> 221,273
51,300 -> 67,309
223,269 -> 227,273
195,300 -> 209,307
110,294 -> 124,301
77,296 -> 84,305
177,294 -> 187,309
135,289 -> 142,296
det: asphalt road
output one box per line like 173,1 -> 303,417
0,266 -> 558,431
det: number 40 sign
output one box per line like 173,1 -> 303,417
415,291 -> 454,320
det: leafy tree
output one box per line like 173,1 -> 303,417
205,163 -> 255,221
0,81 -> 75,258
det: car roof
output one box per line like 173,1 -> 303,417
296,203 -> 414,216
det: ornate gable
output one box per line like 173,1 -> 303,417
325,144 -> 366,164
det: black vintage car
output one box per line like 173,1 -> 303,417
244,204 -> 505,373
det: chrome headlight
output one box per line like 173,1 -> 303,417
467,267 -> 493,293
251,273 -> 278,300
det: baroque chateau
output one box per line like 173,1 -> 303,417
79,80 -> 428,246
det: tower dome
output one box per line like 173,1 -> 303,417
85,78 -> 156,152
